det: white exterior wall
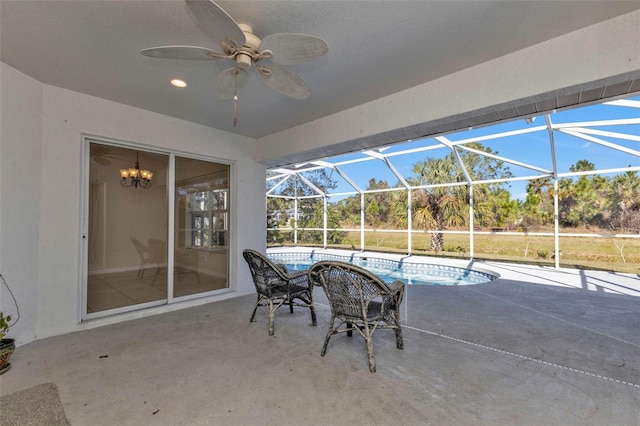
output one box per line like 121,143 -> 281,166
257,10 -> 640,164
0,63 -> 43,344
1,63 -> 266,345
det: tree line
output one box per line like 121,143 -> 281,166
267,143 -> 640,251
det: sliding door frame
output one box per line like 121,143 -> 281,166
80,135 -> 235,321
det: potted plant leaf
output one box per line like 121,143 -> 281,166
0,273 -> 20,375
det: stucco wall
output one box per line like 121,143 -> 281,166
1,63 -> 266,345
0,63 -> 43,344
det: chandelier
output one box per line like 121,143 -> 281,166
119,151 -> 152,189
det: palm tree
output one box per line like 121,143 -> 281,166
411,143 -> 512,251
412,156 -> 468,251
525,177 -> 554,225
389,189 -> 409,229
611,170 -> 640,231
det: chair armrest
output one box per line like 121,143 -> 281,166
388,280 -> 404,294
383,280 -> 405,306
287,269 -> 312,290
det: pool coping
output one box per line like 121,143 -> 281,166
266,247 -> 640,298
267,248 -> 499,284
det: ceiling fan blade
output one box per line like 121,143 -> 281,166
140,45 -> 226,60
92,156 -> 111,166
259,33 -> 328,65
215,67 -> 248,100
257,63 -> 310,100
185,1 -> 246,50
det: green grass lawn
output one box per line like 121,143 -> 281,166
271,230 -> 640,274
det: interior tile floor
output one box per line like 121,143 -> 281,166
2,263 -> 639,425
87,269 -> 227,313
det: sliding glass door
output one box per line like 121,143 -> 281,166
84,141 -> 230,318
86,143 -> 168,314
174,157 -> 229,298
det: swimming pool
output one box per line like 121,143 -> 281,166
267,252 -> 498,286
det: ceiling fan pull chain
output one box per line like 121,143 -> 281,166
233,94 -> 238,127
233,68 -> 239,127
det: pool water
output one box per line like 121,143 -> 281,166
268,254 -> 497,286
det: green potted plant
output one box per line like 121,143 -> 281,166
0,273 -> 20,375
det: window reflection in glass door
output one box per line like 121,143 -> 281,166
174,157 -> 229,297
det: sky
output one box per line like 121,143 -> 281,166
290,95 -> 640,202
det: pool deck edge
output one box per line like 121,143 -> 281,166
266,247 -> 640,298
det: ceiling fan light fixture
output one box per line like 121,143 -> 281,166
235,53 -> 252,69
170,79 -> 187,88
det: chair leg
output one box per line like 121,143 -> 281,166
321,315 -> 337,356
394,322 -> 404,350
250,295 -> 261,323
394,309 -> 404,350
363,327 -> 376,373
268,300 -> 275,336
297,294 -> 317,326
394,328 -> 404,350
152,266 -> 167,285
309,303 -> 317,326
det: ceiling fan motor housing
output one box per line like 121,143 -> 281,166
236,24 -> 260,69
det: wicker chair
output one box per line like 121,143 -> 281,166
243,249 -> 317,336
308,260 -> 404,373
130,237 -> 153,278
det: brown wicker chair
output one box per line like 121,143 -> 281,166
243,249 -> 317,336
308,260 -> 404,373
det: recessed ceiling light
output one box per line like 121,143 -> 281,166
170,79 -> 187,88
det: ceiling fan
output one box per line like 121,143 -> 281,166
141,0 -> 328,101
90,145 -> 124,166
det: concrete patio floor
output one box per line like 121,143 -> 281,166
1,259 -> 639,425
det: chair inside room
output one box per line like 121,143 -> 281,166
175,249 -> 200,284
130,237 -> 153,278
308,260 -> 405,373
147,238 -> 168,284
242,249 -> 317,336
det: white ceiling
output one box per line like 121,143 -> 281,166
1,1 -> 639,140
